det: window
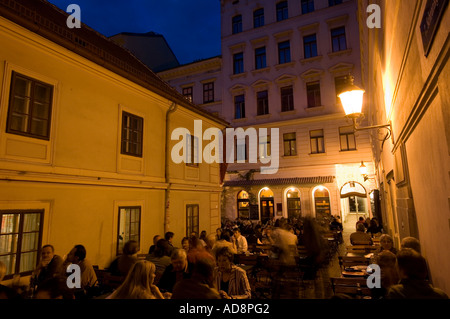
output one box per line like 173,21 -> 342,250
7,72 -> 53,140
255,47 -> 267,69
235,138 -> 247,162
281,86 -> 294,112
339,126 -> 356,151
278,41 -> 291,64
186,134 -> 199,166
310,129 -> 325,154
306,81 -> 321,108
283,132 -> 296,156
259,135 -> 271,158
301,0 -> 315,14
237,191 -> 250,219
331,26 -> 347,52
121,111 -> 143,157
0,210 -> 43,278
117,206 -> 141,255
257,90 -> 269,115
303,34 -> 318,59
334,76 -> 348,105
186,204 -> 199,237
286,189 -> 301,219
203,82 -> 214,104
276,1 -> 288,21
233,52 -> 244,74
234,94 -> 245,119
182,87 -> 193,102
253,8 -> 264,28
329,0 -> 343,6
232,15 -> 242,34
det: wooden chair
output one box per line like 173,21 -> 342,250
330,277 -> 372,298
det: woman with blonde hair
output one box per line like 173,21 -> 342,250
107,260 -> 164,299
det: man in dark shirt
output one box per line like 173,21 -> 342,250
157,248 -> 192,296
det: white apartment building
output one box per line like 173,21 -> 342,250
160,0 -> 380,226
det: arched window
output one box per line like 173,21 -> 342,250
286,188 -> 301,219
313,186 -> 331,221
259,187 -> 274,223
237,190 -> 250,219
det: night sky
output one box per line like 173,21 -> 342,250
47,0 -> 222,65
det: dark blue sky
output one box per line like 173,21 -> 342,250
47,0 -> 222,65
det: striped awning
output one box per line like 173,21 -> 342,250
223,176 -> 335,187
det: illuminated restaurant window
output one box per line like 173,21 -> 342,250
7,72 -> 53,140
237,191 -> 250,219
0,210 -> 43,279
286,188 -> 301,219
117,206 -> 141,255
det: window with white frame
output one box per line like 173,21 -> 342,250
117,206 -> 141,255
0,210 -> 43,278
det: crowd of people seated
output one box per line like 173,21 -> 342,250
0,215 -> 447,300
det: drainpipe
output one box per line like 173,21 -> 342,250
164,102 -> 177,233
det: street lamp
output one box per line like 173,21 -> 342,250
338,75 -> 393,143
359,161 -> 375,182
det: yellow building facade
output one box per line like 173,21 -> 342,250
0,0 -> 227,281
358,0 -> 450,293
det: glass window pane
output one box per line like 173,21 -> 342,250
348,136 -> 356,149
19,251 -> 37,273
0,255 -> 16,276
21,232 -> 39,252
34,84 -> 52,103
23,213 -> 40,232
1,214 -> 21,233
10,114 -> 28,132
0,234 -> 19,254
30,118 -> 48,136
14,77 -> 31,96
12,97 -> 30,114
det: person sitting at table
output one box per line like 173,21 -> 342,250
148,234 -> 162,255
212,231 -> 236,258
375,234 -> 397,255
171,256 -> 220,299
367,218 -> 383,237
386,248 -> 448,299
400,237 -> 421,254
157,248 -> 193,296
371,251 -> 399,299
146,239 -> 173,284
30,244 -> 64,290
213,246 -> 251,299
107,260 -> 164,299
350,223 -> 373,245
108,240 -> 139,277
232,227 -> 248,254
63,244 -> 97,290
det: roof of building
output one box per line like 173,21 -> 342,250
223,176 -> 335,187
0,0 -> 228,127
